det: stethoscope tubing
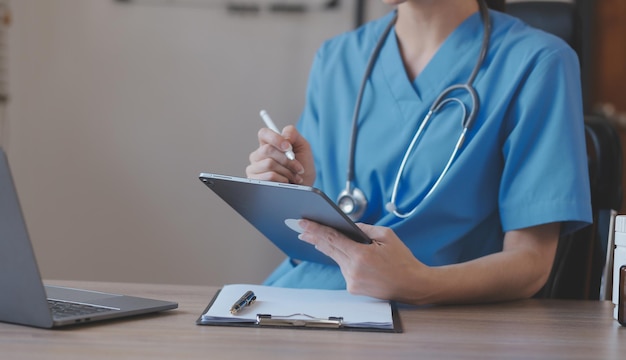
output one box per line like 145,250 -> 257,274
341,0 -> 491,220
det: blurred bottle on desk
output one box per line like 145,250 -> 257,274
613,215 -> 626,325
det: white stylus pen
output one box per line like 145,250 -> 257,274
259,110 -> 296,160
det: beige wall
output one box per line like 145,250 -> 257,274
3,0 -> 377,286
1,0 -> 568,286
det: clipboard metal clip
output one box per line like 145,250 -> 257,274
256,313 -> 343,328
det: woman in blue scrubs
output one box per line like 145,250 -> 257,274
246,0 -> 592,304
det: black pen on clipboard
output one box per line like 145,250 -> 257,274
230,290 -> 257,315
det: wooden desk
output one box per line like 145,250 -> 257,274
0,280 -> 624,359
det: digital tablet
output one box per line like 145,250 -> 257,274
199,173 -> 371,265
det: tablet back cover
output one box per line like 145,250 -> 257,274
199,173 -> 371,265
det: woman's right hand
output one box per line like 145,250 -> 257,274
246,125 -> 316,186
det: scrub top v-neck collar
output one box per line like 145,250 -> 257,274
378,11 -> 487,107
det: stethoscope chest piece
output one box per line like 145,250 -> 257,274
337,186 -> 367,221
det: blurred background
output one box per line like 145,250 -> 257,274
0,0 -> 624,286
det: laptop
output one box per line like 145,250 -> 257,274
0,147 -> 178,328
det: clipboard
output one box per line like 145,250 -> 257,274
196,284 -> 403,333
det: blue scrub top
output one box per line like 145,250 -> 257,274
265,10 -> 592,289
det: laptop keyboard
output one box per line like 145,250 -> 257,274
48,299 -> 115,319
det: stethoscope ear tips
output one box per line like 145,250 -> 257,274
385,202 -> 397,213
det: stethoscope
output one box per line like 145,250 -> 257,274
337,0 -> 492,221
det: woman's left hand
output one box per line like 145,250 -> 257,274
297,219 -> 427,301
